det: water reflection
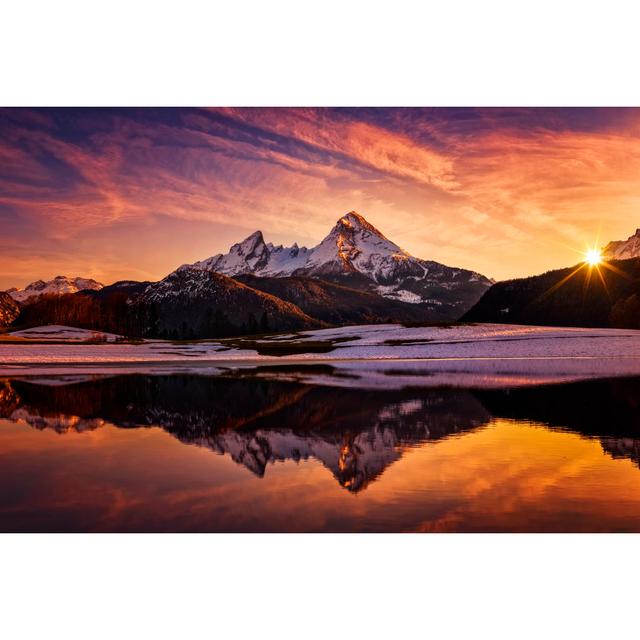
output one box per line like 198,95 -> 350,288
1,376 -> 490,493
2,373 -> 640,531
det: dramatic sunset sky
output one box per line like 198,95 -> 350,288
1,107 -> 640,290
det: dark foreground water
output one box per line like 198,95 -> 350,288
2,373 -> 640,532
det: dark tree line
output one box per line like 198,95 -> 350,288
464,257 -> 640,329
16,293 -> 154,338
15,294 -> 273,340
609,294 -> 640,329
154,308 -> 270,340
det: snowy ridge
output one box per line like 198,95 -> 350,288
8,275 -> 103,303
603,228 -> 640,260
193,231 -> 311,277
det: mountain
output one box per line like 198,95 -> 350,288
7,212 -> 491,336
603,228 -> 640,260
15,269 -> 321,338
463,257 -> 640,329
0,291 -> 19,327
8,275 -> 103,304
136,266 -> 321,338
190,211 -> 492,319
235,274 -> 446,324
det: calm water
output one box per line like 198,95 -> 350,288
2,373 -> 640,532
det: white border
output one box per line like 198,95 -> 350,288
1,534 -> 638,639
2,1 -> 640,106
2,1 -> 639,637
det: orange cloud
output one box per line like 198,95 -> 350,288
2,108 -> 640,288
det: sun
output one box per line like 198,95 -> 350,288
585,248 -> 603,266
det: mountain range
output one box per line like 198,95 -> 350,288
190,211 -> 492,313
8,215 -> 640,336
7,275 -> 104,303
1,212 -> 493,335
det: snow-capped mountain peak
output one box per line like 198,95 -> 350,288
191,211 -> 407,279
184,211 -> 492,315
235,230 -> 266,255
194,230 -> 269,276
336,211 -> 394,240
8,275 -> 104,304
603,228 -> 640,260
304,210 -> 408,275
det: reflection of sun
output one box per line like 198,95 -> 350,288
585,248 -> 603,266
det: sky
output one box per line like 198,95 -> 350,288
1,107 -> 640,290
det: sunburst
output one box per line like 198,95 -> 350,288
584,248 -> 603,266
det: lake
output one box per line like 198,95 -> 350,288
2,371 -> 640,532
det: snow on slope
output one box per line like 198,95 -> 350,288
5,324 -> 640,389
301,211 -> 409,276
603,228 -> 640,260
192,231 -> 311,277
8,276 -> 103,303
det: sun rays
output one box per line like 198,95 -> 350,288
535,242 -> 632,304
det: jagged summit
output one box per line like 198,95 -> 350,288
237,230 -> 265,249
191,210 -> 405,280
184,211 -> 492,316
603,228 -> 640,260
193,228 -> 310,277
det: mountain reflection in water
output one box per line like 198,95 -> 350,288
0,376 -> 490,493
2,373 -> 640,531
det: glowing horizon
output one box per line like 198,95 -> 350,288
1,107 -> 640,290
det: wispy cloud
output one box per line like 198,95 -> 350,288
1,107 -> 640,288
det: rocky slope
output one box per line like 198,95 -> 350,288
196,230 -> 312,277
603,228 -> 640,260
235,274 -> 446,324
137,266 -> 321,337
